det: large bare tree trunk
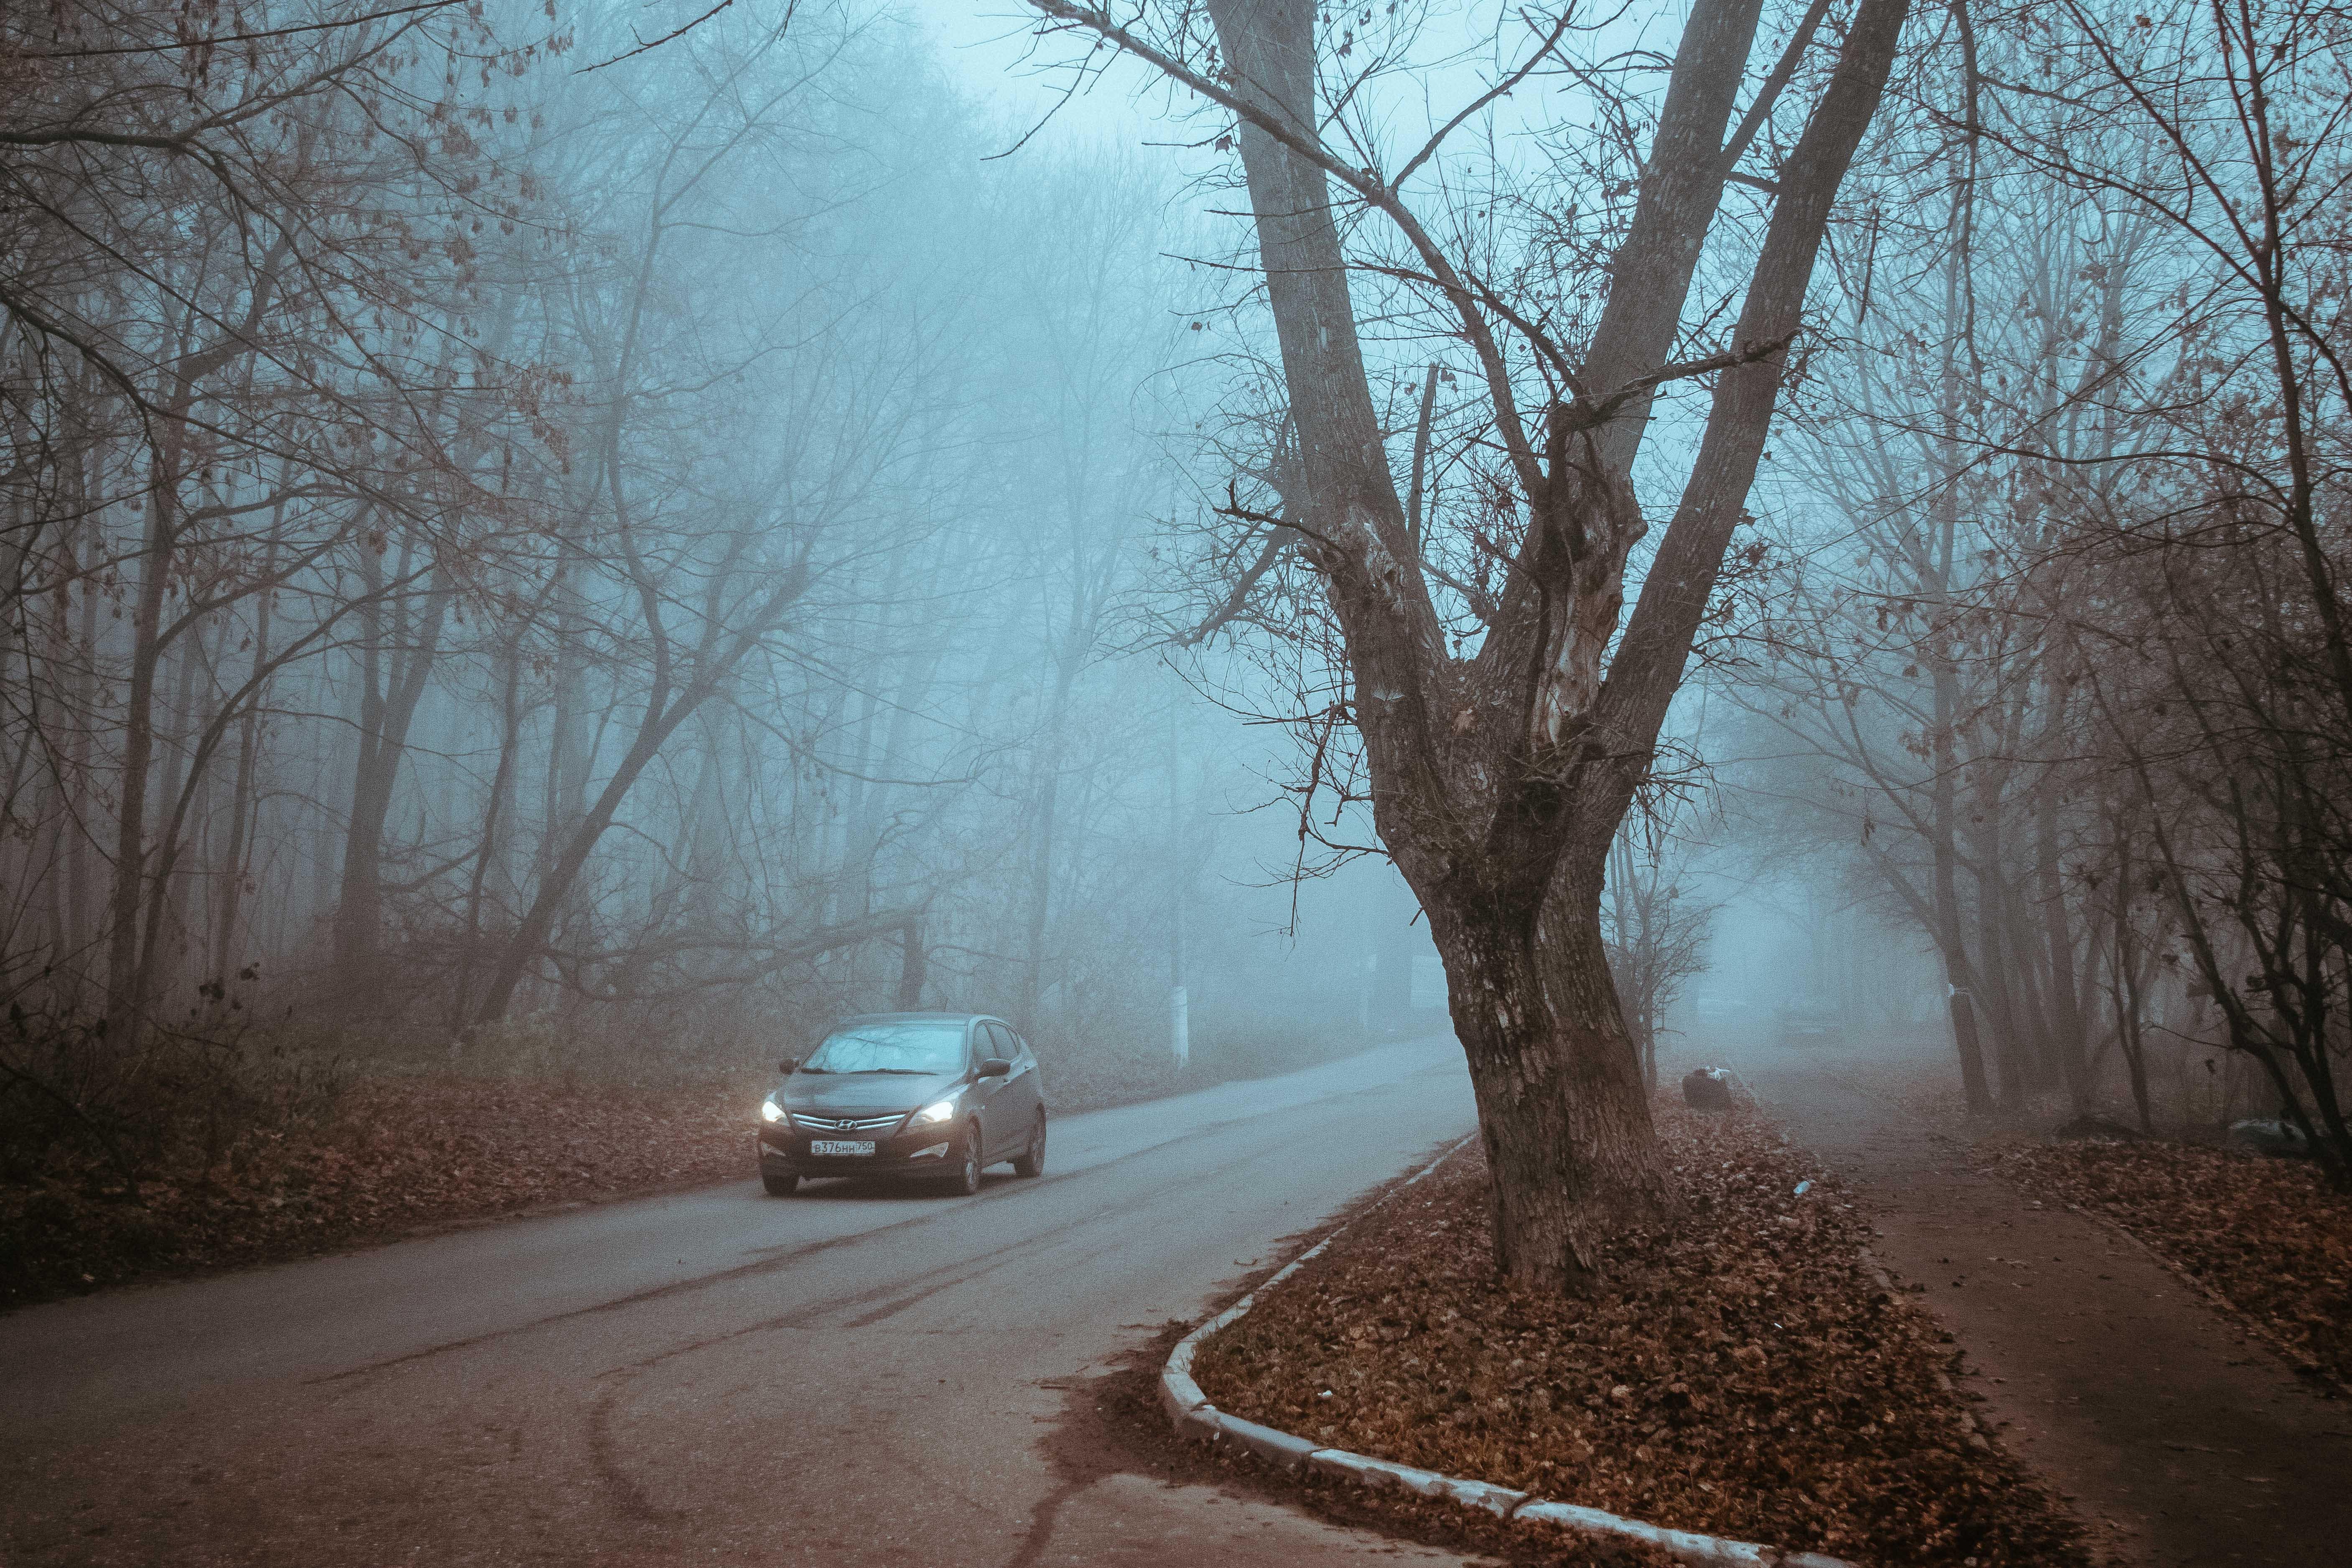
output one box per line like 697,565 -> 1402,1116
1176,0 -> 1910,1288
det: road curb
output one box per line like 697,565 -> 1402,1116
1158,1136 -> 1859,1568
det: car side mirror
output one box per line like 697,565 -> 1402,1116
978,1056 -> 1012,1078
778,1057 -> 798,1075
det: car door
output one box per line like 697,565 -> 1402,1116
988,1022 -> 1041,1151
1011,1026 -> 1043,1125
961,1020 -> 1007,1158
976,1022 -> 1026,1159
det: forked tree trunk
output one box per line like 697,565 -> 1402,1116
453,630 -> 527,1031
1180,0 -> 1910,1288
334,559 -> 448,1004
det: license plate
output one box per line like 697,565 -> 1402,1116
810,1139 -> 876,1157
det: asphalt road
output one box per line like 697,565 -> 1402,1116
0,1038 -> 1483,1568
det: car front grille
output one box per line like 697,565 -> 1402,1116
794,1112 -> 902,1133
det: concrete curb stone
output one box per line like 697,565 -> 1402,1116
1212,1412 -> 1322,1471
1159,1135 -> 1862,1568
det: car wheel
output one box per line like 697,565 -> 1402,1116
1012,1111 -> 1046,1178
762,1170 -> 799,1197
946,1122 -> 984,1196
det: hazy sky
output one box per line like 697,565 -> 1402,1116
903,0 -> 1178,148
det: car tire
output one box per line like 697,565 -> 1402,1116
1012,1111 -> 1046,1178
946,1122 -> 984,1196
762,1170 -> 799,1196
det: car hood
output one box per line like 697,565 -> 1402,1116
780,1071 -> 963,1115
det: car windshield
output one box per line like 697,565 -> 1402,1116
800,1021 -> 968,1076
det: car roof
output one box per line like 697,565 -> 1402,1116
830,1012 -> 999,1027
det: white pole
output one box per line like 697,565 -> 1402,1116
1170,694 -> 1189,1069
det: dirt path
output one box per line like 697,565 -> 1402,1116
1741,1051 -> 2351,1568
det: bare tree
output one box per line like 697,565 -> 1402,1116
1019,0 -> 1910,1286
1604,823 -> 1720,1093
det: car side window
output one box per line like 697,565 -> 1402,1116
979,1023 -> 1012,1064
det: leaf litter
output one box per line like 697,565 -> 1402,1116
1985,1134 -> 2352,1393
1,1075 -> 757,1305
1189,1101 -> 2087,1568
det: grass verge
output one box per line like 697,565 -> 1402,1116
1186,1101 -> 2087,1568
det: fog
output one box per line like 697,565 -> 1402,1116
5,0 -> 2348,1163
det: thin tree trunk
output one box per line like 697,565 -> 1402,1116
105,464 -> 180,1035
1930,798 -> 1993,1114
474,558 -> 808,1026
2109,816 -> 2154,1133
2036,775 -> 2089,1107
1018,656 -> 1079,1025
103,244 -> 288,1037
61,535 -> 101,1009
333,549 -> 447,1005
1967,809 -> 2029,1108
213,541 -> 278,983
454,632 -> 527,1032
152,622 -> 209,1003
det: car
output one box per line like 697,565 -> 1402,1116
755,1012 -> 1047,1197
1774,1002 -> 1845,1047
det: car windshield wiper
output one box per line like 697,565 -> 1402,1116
863,1067 -> 945,1075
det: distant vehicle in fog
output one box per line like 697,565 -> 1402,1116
757,1013 -> 1047,1196
1775,1002 -> 1845,1047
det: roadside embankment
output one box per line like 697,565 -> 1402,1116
0,1024 -> 1383,1310
0,1074 -> 756,1307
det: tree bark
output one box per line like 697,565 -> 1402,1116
213,539 -> 277,984
1182,0 -> 1911,1288
1930,754 -> 1994,1114
332,552 -> 448,1005
1018,652 -> 1080,1025
2034,768 -> 2088,1106
105,463 -> 179,1035
2107,813 -> 2155,1133
473,553 -> 808,1026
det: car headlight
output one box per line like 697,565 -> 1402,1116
760,1098 -> 787,1124
912,1097 -> 958,1124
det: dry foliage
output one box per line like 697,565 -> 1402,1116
1190,1104 -> 2085,1568
0,1075 -> 759,1307
1987,1137 -> 2352,1391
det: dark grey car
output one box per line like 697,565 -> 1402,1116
755,1013 -> 1047,1196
